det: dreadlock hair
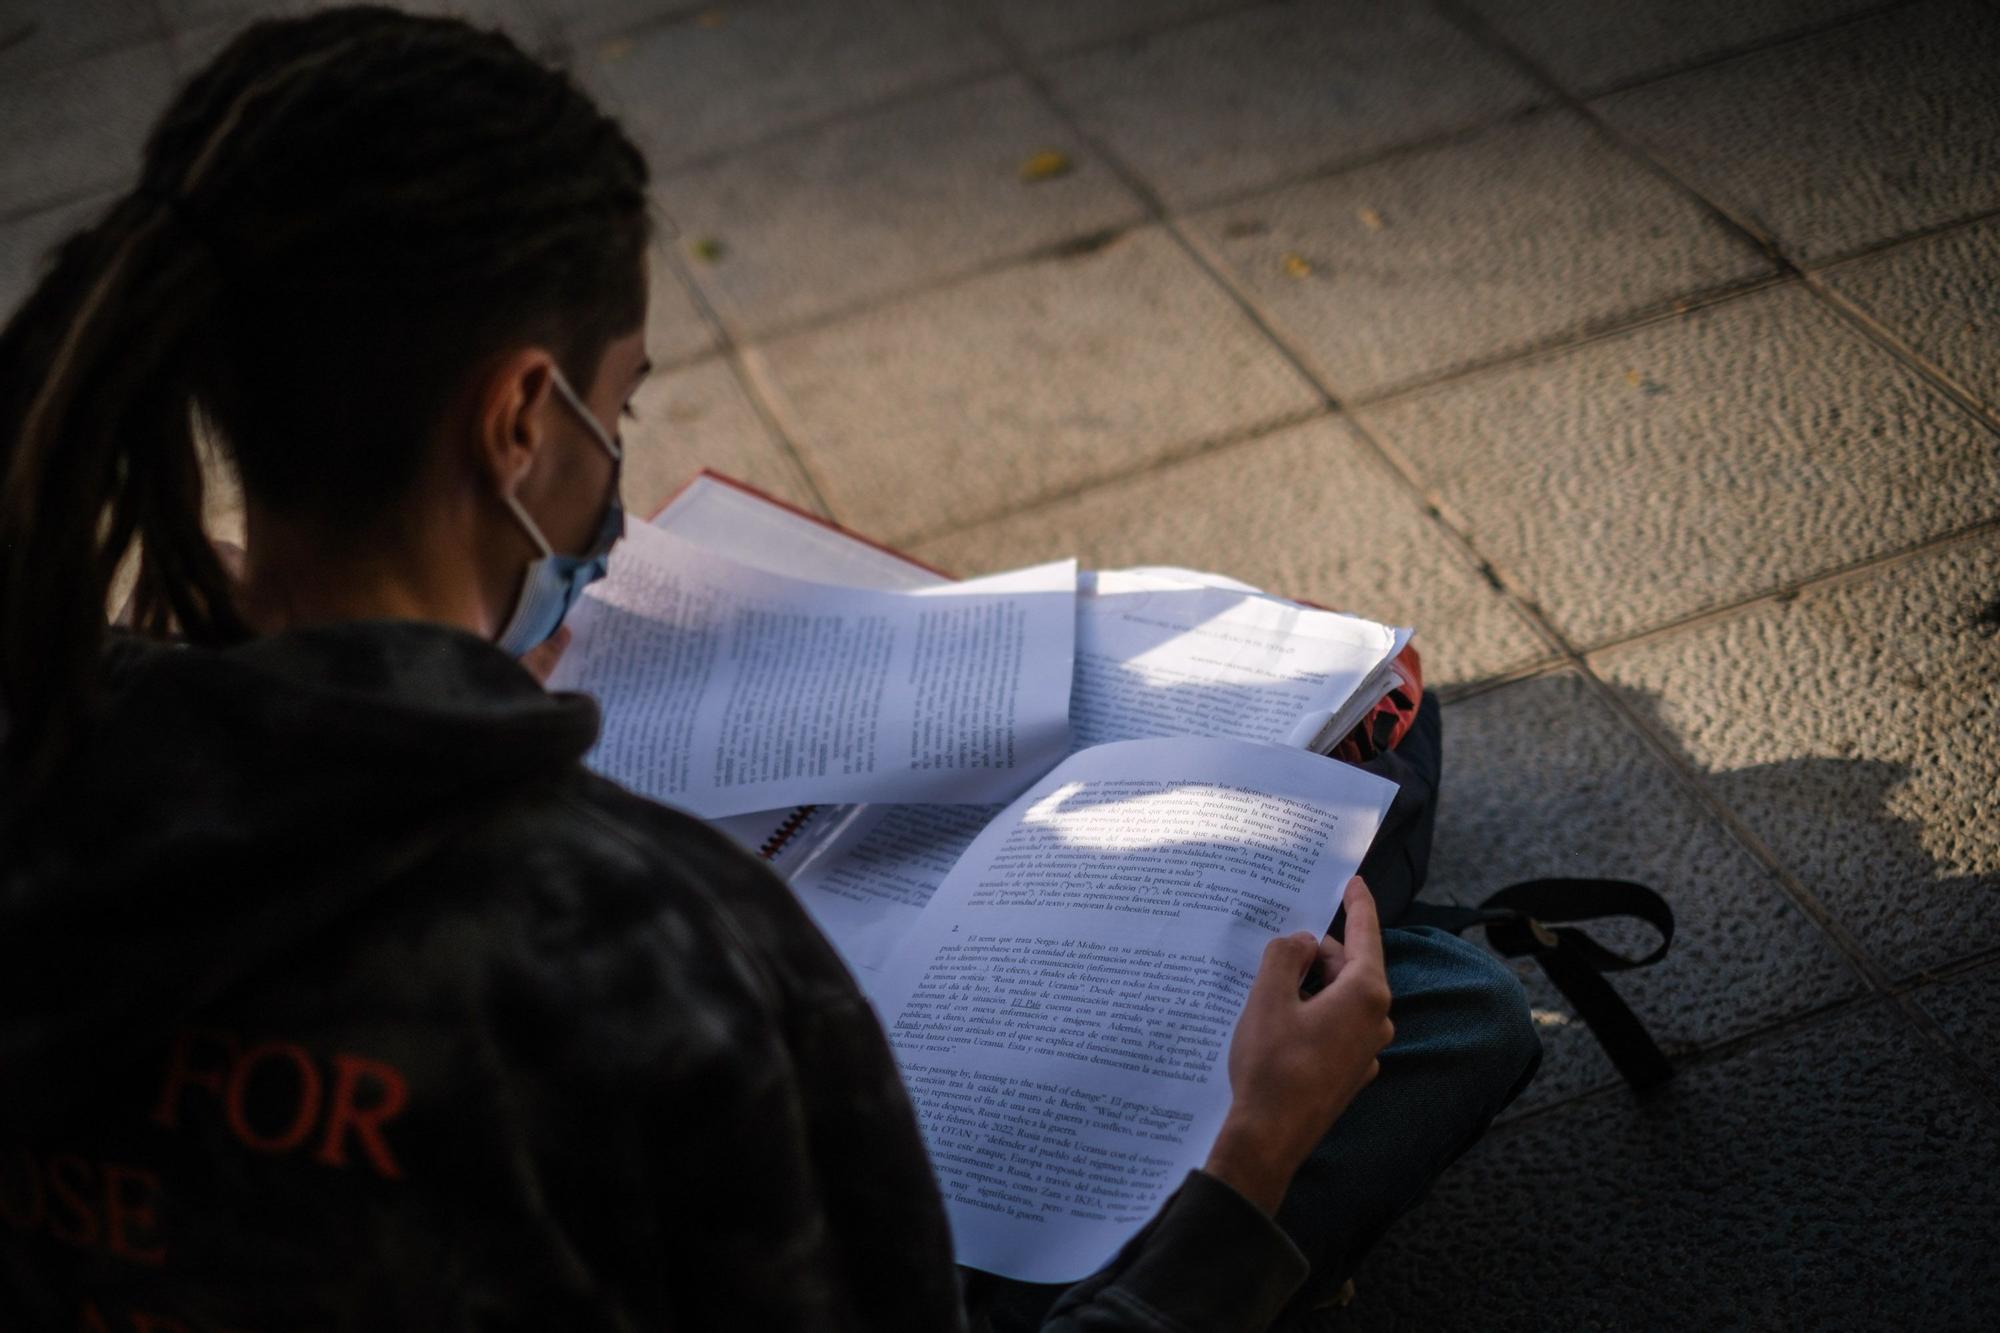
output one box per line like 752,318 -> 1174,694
0,5 -> 651,789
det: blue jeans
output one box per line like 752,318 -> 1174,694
983,924 -> 1544,1330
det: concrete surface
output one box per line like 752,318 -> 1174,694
2,0 -> 1995,1327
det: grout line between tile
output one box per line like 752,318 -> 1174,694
1340,272 -> 1794,410
1581,518 -> 2000,662
1000,0 -> 1287,67
1801,200 -> 2000,274
888,402 -> 1334,549
1486,984 -> 2000,1137
673,209 -> 1151,350
637,60 -> 1019,181
1802,273 -> 2000,436
1558,0 -> 1930,102
563,0 -> 770,49
1896,942 -> 2000,993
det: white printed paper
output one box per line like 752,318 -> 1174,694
869,737 -> 1396,1282
788,577 -> 1399,984
549,521 -> 1076,817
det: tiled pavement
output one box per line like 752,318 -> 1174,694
4,0 -> 1997,1326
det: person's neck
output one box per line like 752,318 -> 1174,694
236,506 -> 501,639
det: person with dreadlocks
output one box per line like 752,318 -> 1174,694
0,8 -> 1540,1331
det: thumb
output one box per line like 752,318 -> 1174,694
1248,932 -> 1318,1008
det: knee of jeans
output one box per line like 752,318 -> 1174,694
1462,947 -> 1544,1096
1402,928 -> 1544,1094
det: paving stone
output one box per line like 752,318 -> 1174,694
1342,1001 -> 2000,1330
1914,958 -> 2000,1085
0,0 -> 161,79
746,225 -> 1321,543
156,0 -> 537,29
528,0 -> 702,44
1458,0 -> 1892,94
970,0 -> 1254,55
1358,284 -> 2000,646
162,0 -> 552,75
622,355 -> 824,519
1185,107 -> 1773,400
663,74 -> 1144,339
154,0 -> 296,28
0,40 -> 174,215
1598,535 -> 2000,981
907,415 -> 1551,688
1044,0 -> 1542,209
1818,214 -> 2000,419
1427,670 -> 1860,1115
0,196 -> 105,325
580,0 -> 1003,173
643,239 -> 717,368
1593,0 -> 2000,262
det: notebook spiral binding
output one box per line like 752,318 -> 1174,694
758,805 -> 820,860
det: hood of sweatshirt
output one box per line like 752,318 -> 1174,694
0,619 -> 600,1138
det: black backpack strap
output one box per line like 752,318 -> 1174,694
1400,878 -> 1676,1092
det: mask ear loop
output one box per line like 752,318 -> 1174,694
499,467 -> 555,559
549,365 -> 623,464
500,363 -> 613,560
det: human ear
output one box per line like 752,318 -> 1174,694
471,347 -> 561,499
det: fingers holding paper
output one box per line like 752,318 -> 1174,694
1207,877 -> 1394,1215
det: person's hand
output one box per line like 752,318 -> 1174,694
1203,876 -> 1393,1215
520,624 -> 571,684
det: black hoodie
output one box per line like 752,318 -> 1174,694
0,621 -> 1306,1332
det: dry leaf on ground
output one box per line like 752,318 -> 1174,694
1019,150 -> 1074,183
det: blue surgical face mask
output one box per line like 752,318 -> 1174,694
493,366 -> 625,657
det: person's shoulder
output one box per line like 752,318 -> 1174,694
422,771 -> 860,1022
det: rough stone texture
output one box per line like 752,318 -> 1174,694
0,195 -> 106,324
0,40 -> 175,215
746,225 -> 1322,543
580,0 -> 1003,173
1044,0 -> 1543,209
1429,670 -> 1861,1114
907,416 -> 1551,689
1817,215 -> 2000,420
0,0 -> 161,80
1341,1001 -> 2000,1330
524,0 -> 697,45
1185,107 -> 1773,400
1598,536 -> 2000,981
663,73 -> 1145,338
1915,959 -> 2000,1085
1593,0 -> 2000,262
1458,0 -> 1893,94
1359,284 -> 2000,646
156,0 -> 541,38
972,0 -> 1255,55
621,355 -> 824,519
643,238 -> 718,369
